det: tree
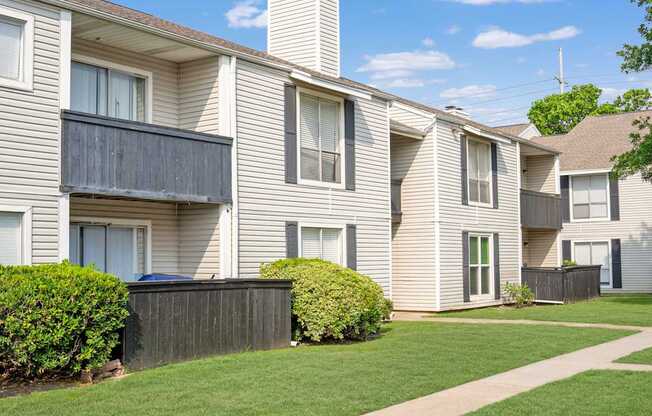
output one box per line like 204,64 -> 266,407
528,84 -> 602,135
613,88 -> 652,112
611,0 -> 652,181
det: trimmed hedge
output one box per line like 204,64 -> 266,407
260,258 -> 391,342
0,262 -> 129,379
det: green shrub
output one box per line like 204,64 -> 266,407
260,258 -> 391,342
0,262 -> 129,379
504,282 -> 535,308
563,259 -> 578,267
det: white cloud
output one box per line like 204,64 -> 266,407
516,57 -> 527,64
473,25 -> 580,49
447,25 -> 462,35
225,1 -> 268,29
422,37 -> 436,47
357,51 -> 456,79
369,69 -> 414,80
450,0 -> 554,5
600,87 -> 626,101
440,84 -> 497,99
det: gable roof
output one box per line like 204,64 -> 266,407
495,123 -> 530,137
531,111 -> 652,171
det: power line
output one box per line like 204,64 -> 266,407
431,78 -> 555,106
460,87 -> 559,107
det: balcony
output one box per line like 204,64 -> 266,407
391,179 -> 403,223
520,189 -> 562,230
60,111 -> 232,204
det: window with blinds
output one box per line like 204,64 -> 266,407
301,227 -> 342,265
299,93 -> 342,184
0,17 -> 23,81
571,174 -> 608,220
467,139 -> 492,205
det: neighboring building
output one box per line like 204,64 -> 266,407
533,111 -> 652,293
496,123 -> 542,140
0,0 -> 560,311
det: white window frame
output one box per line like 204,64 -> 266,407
466,136 -> 493,208
0,205 -> 32,265
0,6 -> 34,91
569,173 -> 611,223
298,222 -> 346,266
70,216 -> 153,277
571,240 -> 612,288
296,87 -> 346,189
71,54 -> 153,123
468,232 -> 494,301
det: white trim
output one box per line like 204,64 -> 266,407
58,194 -> 69,261
290,70 -> 372,100
297,222 -> 346,266
389,128 -> 425,141
571,239 -> 612,289
561,168 -> 612,176
58,10 -> 71,110
0,5 -> 34,91
71,53 -> 154,123
432,116 -> 441,310
0,204 -> 33,265
463,125 -> 511,145
296,87 -> 346,190
218,204 -> 232,278
70,216 -> 153,275
554,155 -> 561,194
516,143 -> 523,280
467,232 -> 495,301
386,101 -> 393,301
466,136 -> 494,208
569,173 -> 611,223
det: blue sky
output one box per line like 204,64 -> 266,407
115,0 -> 647,126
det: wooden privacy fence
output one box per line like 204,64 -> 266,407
521,266 -> 602,304
122,279 -> 292,370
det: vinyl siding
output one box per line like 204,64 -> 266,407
389,105 -> 437,310
523,228 -> 558,267
562,174 -> 652,292
72,38 -> 180,128
268,0 -> 317,71
178,57 -> 219,134
0,0 -> 61,264
437,122 -> 520,310
178,204 -> 220,279
524,155 -> 556,193
235,60 -> 391,293
318,0 -> 340,77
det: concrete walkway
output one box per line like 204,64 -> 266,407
366,315 -> 652,416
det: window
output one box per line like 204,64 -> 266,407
574,241 -> 611,286
301,227 -> 342,264
571,174 -> 608,220
69,223 -> 148,281
468,234 -> 492,297
0,212 -> 22,265
468,139 -> 492,205
299,92 -> 343,185
0,7 -> 33,90
71,61 -> 147,122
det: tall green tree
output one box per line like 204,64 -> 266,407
528,84 -> 602,135
612,0 -> 652,181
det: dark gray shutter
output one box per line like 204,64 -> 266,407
610,177 -> 620,221
493,233 -> 501,300
611,239 -> 623,289
284,84 -> 297,184
461,136 -> 468,206
344,99 -> 356,191
285,221 -> 298,258
462,231 -> 470,302
491,142 -> 499,209
562,240 -> 572,263
346,224 -> 357,270
560,176 -> 570,223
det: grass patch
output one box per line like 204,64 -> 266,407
617,347 -> 652,365
471,370 -> 652,415
0,322 -> 632,416
436,294 -> 652,327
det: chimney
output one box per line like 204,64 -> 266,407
268,0 -> 341,78
444,105 -> 471,120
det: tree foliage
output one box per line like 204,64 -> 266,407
618,0 -> 652,73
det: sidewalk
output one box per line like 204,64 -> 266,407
366,317 -> 652,416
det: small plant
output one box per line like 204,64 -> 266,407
563,259 -> 578,267
504,282 -> 535,308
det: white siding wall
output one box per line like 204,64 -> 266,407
437,122 -> 521,310
178,204 -> 220,279
0,0 -> 62,264
562,174 -> 652,292
235,60 -> 391,293
319,0 -> 340,77
523,228 -> 558,267
178,57 -> 219,134
524,155 -> 556,193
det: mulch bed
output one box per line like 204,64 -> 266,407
1,378 -> 80,399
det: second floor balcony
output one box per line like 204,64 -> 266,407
520,189 -> 562,230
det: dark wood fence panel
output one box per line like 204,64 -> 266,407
123,280 -> 292,370
522,266 -> 601,304
61,111 -> 232,204
520,189 -> 562,230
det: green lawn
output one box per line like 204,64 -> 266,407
0,322 -> 633,416
436,294 -> 652,327
471,370 -> 652,415
617,347 -> 652,365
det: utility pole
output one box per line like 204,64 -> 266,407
554,47 -> 566,94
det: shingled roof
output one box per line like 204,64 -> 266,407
531,111 -> 652,171
495,123 -> 531,137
